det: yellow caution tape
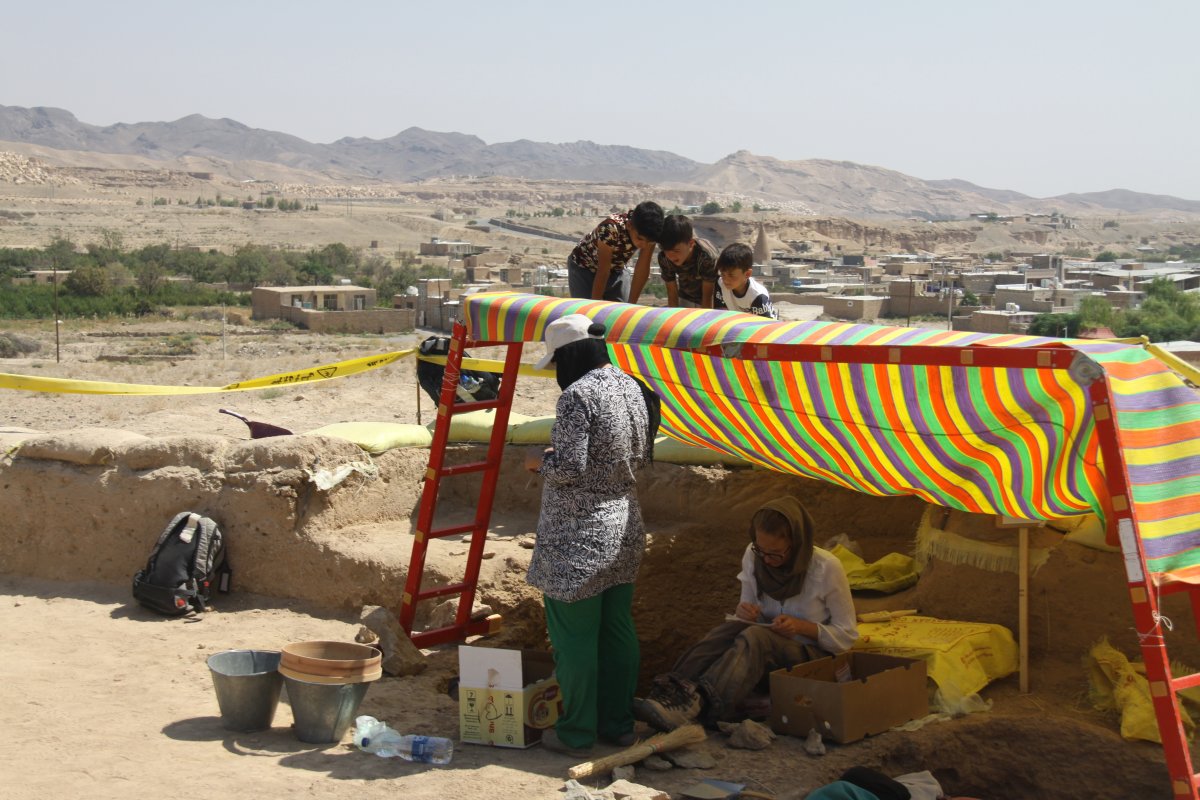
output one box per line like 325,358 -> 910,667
0,348 -> 417,395
419,354 -> 555,380
0,347 -> 557,396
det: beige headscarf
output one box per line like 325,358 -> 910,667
751,496 -> 816,602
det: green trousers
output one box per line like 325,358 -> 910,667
543,583 -> 639,748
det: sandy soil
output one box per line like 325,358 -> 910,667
0,319 -> 1192,799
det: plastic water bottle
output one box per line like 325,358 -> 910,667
353,716 -> 454,764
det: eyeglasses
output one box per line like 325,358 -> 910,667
751,543 -> 790,562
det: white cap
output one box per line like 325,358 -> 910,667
535,314 -> 601,370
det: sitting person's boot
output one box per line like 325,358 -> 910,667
633,675 -> 702,732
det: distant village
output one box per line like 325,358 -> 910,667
15,211 -> 1200,364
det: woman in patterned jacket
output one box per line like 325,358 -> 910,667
524,313 -> 659,757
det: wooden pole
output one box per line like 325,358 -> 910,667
1019,525 -> 1029,693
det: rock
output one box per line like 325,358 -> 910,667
604,779 -> 669,800
663,747 -> 716,769
803,728 -> 826,756
641,755 -> 672,771
611,765 -> 636,782
518,535 -> 536,549
354,625 -> 379,644
428,597 -> 494,631
718,719 -> 775,750
359,605 -> 426,676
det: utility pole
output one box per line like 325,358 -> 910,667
52,257 -> 61,363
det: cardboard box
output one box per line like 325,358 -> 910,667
769,652 -> 927,744
458,646 -> 562,748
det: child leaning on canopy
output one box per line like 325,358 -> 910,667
634,496 -> 858,730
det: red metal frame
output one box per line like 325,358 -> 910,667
399,322 -> 524,647
402,323 -> 1195,795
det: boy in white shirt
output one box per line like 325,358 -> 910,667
633,496 -> 857,730
715,242 -> 779,320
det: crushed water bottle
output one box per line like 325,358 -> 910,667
353,715 -> 454,764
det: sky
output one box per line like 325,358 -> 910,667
4,0 -> 1198,200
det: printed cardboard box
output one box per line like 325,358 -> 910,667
769,651 -> 927,744
458,645 -> 562,748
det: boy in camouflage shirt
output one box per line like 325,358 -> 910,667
657,215 -> 718,308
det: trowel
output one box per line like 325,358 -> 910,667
680,778 -> 775,800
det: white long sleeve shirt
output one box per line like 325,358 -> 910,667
737,545 -> 859,655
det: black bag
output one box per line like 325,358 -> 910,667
416,335 -> 501,405
132,512 -> 231,616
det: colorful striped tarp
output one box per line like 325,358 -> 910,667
463,292 -> 1200,583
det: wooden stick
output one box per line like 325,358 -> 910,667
568,724 -> 707,780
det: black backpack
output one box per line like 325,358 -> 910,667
132,512 -> 232,616
416,335 -> 501,405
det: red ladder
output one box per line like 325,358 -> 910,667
1089,376 -> 1199,799
399,321 -> 524,647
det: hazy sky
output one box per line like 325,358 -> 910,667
4,0 -> 1197,199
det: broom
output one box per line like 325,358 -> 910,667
568,723 -> 707,780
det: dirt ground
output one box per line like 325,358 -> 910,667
0,319 -> 1192,799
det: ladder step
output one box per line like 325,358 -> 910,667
414,582 -> 471,602
410,615 -> 502,648
426,523 -> 477,540
449,399 -> 502,414
1172,672 -> 1200,693
440,460 -> 491,477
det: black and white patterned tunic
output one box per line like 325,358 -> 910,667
526,366 -> 650,603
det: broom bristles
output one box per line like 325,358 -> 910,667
567,723 -> 707,780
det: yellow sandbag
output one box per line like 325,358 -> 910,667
831,544 -> 919,594
509,415 -> 554,445
1086,638 -> 1192,743
425,410 -> 532,443
1062,514 -> 1119,553
653,435 -> 750,467
307,422 -> 432,454
915,506 -> 1051,574
854,615 -> 1017,699
510,417 -> 751,466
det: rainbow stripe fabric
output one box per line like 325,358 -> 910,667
463,293 -> 1200,583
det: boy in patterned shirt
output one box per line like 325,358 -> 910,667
715,243 -> 779,320
657,215 -> 718,309
568,201 -> 664,303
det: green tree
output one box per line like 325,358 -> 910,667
1117,278 -> 1200,341
264,195 -> 276,209
64,264 -> 111,296
135,261 -> 166,294
730,201 -> 743,213
701,201 -> 722,215
1095,251 -> 1121,262
1078,296 -> 1115,329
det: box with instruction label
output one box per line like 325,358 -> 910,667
458,645 -> 562,748
769,651 -> 927,744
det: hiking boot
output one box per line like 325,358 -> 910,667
600,730 -> 638,747
633,676 -> 702,732
540,729 -> 593,759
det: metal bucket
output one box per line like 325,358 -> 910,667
283,675 -> 372,743
207,649 -> 284,732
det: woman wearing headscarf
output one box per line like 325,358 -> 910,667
524,313 -> 660,756
634,496 -> 858,730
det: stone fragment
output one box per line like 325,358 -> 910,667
611,764 -> 636,782
641,755 -> 672,771
718,719 -> 775,750
427,597 -> 494,630
359,604 -> 426,676
663,747 -> 716,769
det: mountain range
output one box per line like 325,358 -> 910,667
2,104 -> 1198,219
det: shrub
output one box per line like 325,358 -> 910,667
0,332 -> 41,358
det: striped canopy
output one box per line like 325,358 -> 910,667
463,292 -> 1200,584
